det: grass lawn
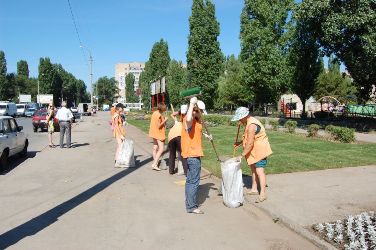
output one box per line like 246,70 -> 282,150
127,119 -> 376,176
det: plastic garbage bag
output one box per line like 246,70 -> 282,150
221,157 -> 244,208
116,139 -> 136,168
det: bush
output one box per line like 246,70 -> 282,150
259,118 -> 266,127
269,120 -> 279,131
307,124 -> 320,137
285,120 -> 297,133
325,125 -> 355,143
203,115 -> 232,127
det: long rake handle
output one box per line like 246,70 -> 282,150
233,124 -> 241,157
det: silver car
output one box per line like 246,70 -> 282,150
0,116 -> 28,171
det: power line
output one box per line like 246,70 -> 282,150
66,0 -> 88,67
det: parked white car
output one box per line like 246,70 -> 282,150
16,104 -> 27,116
0,102 -> 17,117
0,116 -> 28,171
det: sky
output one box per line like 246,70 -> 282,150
0,0 -> 244,91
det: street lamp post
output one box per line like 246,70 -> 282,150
80,45 -> 93,105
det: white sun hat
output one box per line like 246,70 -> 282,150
180,104 -> 188,115
231,107 -> 249,121
197,100 -> 207,115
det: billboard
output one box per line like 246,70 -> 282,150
19,94 -> 31,103
37,94 -> 53,104
118,74 -> 125,89
150,77 -> 166,95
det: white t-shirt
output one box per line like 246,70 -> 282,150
56,107 -> 73,122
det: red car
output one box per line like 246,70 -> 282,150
32,109 -> 60,132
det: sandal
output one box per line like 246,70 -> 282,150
246,189 -> 259,195
152,164 -> 161,171
190,209 -> 204,214
255,195 -> 267,203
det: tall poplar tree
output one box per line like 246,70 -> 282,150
240,0 -> 294,108
290,9 -> 322,116
125,73 -> 138,103
38,58 -> 62,106
17,60 -> 29,78
166,60 -> 187,107
187,0 -> 223,109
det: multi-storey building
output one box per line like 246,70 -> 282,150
115,62 -> 145,103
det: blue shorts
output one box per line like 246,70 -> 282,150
255,158 -> 267,168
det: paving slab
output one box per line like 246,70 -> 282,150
0,112 -> 317,250
250,165 -> 376,248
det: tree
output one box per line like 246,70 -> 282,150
0,51 -> 8,100
240,0 -> 294,108
289,8 -> 322,116
166,60 -> 188,108
94,77 -> 117,107
38,58 -> 62,106
139,40 -> 171,109
216,55 -> 252,110
297,0 -> 376,103
17,60 -> 29,78
314,57 -> 357,103
126,73 -> 138,103
187,0 -> 223,109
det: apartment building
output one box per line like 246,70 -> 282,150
115,62 -> 145,103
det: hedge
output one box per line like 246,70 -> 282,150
325,125 -> 355,143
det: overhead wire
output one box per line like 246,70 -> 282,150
66,0 -> 89,67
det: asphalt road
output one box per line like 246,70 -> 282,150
16,117 -> 48,152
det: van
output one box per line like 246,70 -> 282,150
0,102 -> 17,117
16,104 -> 27,116
78,103 -> 93,116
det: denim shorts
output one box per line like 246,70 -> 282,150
255,158 -> 267,168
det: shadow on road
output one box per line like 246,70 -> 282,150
0,151 -> 40,175
198,183 -> 216,206
0,155 -> 153,249
70,142 -> 90,148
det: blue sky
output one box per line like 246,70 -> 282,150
0,0 -> 243,90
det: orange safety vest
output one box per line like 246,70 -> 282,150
181,116 -> 204,158
112,113 -> 125,138
243,117 -> 272,165
168,121 -> 182,142
148,111 -> 166,141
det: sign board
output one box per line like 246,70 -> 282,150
150,77 -> 166,95
37,94 -> 53,104
19,94 -> 31,103
118,73 -> 125,89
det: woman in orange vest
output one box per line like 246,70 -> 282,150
181,97 -> 206,214
112,103 -> 126,168
168,105 -> 189,175
232,107 -> 272,203
149,103 -> 168,171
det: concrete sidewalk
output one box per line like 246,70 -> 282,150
0,112 -> 317,250
250,165 -> 376,248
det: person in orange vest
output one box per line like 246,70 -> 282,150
181,97 -> 207,214
232,107 -> 272,203
110,104 -> 116,116
149,103 -> 168,171
168,104 -> 188,175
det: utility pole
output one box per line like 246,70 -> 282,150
89,54 -> 93,105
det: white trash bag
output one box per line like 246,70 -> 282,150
221,157 -> 244,208
116,139 -> 136,168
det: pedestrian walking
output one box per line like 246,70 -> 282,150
181,97 -> 206,214
168,105 -> 188,175
47,102 -> 56,148
148,103 -> 168,171
112,103 -> 126,167
231,107 -> 272,203
56,101 -> 73,148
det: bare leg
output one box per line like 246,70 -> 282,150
48,133 -> 53,146
152,139 -> 158,161
250,164 -> 258,192
152,139 -> 164,167
255,167 -> 266,197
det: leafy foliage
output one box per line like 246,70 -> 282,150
166,60 -> 187,108
126,73 -> 138,103
297,0 -> 376,103
325,125 -> 355,143
187,0 -> 223,109
17,60 -> 29,78
240,0 -> 294,106
216,55 -> 252,110
93,77 -> 117,106
307,124 -> 320,137
285,120 -> 297,133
